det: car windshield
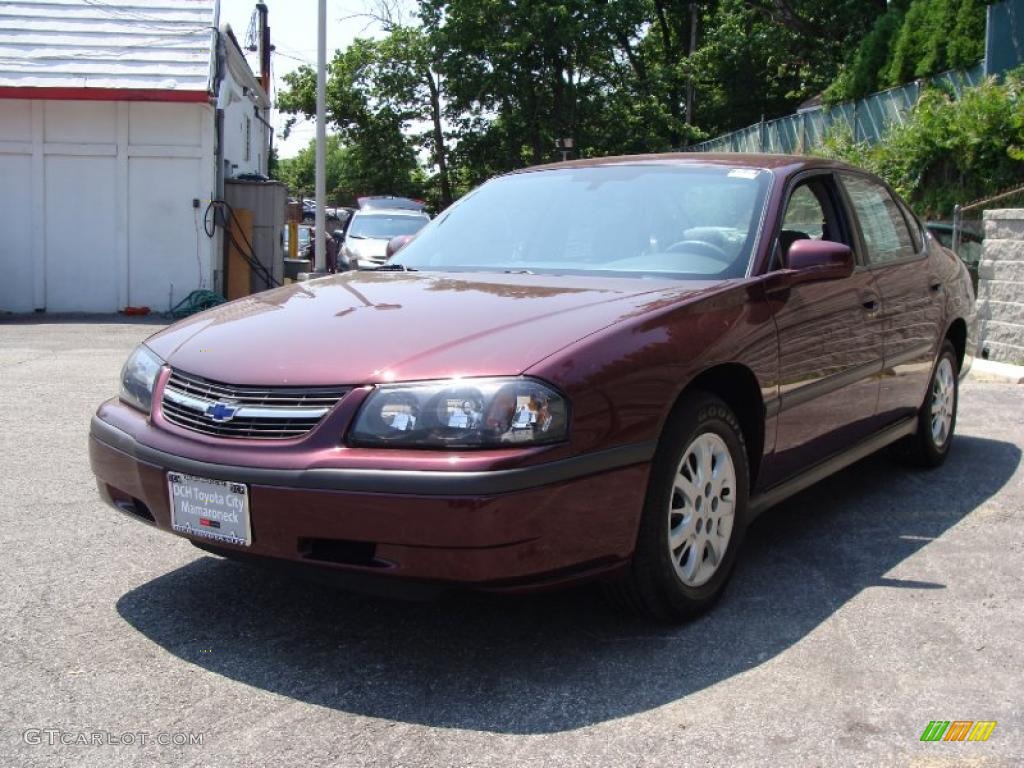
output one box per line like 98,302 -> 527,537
392,164 -> 771,279
347,214 -> 428,240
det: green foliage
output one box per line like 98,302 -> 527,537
823,8 -> 905,104
274,135 -> 344,202
816,74 -> 1024,218
825,0 -> 985,104
267,144 -> 279,180
273,0 -> 962,206
276,34 -> 428,205
947,0 -> 987,69
274,133 -> 420,206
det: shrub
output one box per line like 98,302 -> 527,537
816,73 -> 1024,219
825,0 -> 985,104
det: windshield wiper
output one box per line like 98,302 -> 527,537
373,264 -> 418,271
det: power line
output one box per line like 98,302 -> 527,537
272,49 -> 315,66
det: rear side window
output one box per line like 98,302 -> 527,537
897,199 -> 924,252
839,173 -> 916,265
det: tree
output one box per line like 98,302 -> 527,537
267,144 -> 280,180
372,25 -> 453,205
817,73 -> 1024,217
275,0 -> 966,203
274,134 -> 348,202
823,5 -> 906,103
274,133 -> 421,206
277,38 -> 423,204
823,0 -> 986,105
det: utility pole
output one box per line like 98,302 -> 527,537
255,3 -> 270,94
314,0 -> 326,273
684,3 -> 698,138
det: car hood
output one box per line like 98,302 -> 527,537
145,271 -> 724,386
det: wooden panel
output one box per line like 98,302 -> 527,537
225,207 -> 253,301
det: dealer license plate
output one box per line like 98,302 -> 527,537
167,472 -> 252,547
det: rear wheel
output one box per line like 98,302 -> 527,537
900,340 -> 959,468
607,392 -> 750,623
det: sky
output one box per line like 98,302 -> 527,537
218,0 -> 387,158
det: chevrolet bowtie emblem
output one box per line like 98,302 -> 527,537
205,401 -> 240,423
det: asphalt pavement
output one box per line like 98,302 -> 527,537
1,317 -> 1022,767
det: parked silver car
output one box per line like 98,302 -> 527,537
341,208 -> 431,269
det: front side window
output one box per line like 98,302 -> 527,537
773,177 -> 852,270
782,184 -> 826,239
840,174 -> 915,266
392,164 -> 773,279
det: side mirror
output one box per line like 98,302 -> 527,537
783,240 -> 854,283
386,235 -> 414,259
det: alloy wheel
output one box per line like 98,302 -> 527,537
668,432 -> 737,587
930,357 -> 955,447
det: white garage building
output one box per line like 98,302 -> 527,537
0,0 -> 271,313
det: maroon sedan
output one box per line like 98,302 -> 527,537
89,154 -> 976,622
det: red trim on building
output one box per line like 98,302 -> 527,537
0,86 -> 210,103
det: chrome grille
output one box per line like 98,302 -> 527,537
161,369 -> 350,440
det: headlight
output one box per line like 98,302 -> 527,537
119,345 -> 163,413
348,377 -> 569,448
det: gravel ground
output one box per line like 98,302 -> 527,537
1,318 -> 1022,767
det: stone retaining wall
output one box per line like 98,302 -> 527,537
978,209 -> 1024,364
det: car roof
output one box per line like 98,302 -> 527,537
510,152 -> 856,177
357,195 -> 426,211
351,208 -> 429,217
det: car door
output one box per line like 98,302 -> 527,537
838,173 -> 943,423
760,172 -> 886,487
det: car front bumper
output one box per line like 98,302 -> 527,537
89,414 -> 652,591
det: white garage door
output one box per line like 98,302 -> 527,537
0,99 -> 214,314
0,154 -> 34,313
128,156 -> 205,312
45,155 -> 118,312
0,99 -> 35,312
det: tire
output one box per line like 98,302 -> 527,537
900,340 -> 959,468
606,392 -> 750,623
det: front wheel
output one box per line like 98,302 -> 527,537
606,392 -> 750,623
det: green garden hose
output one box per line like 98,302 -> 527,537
169,290 -> 226,319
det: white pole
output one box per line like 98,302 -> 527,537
314,0 -> 327,272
